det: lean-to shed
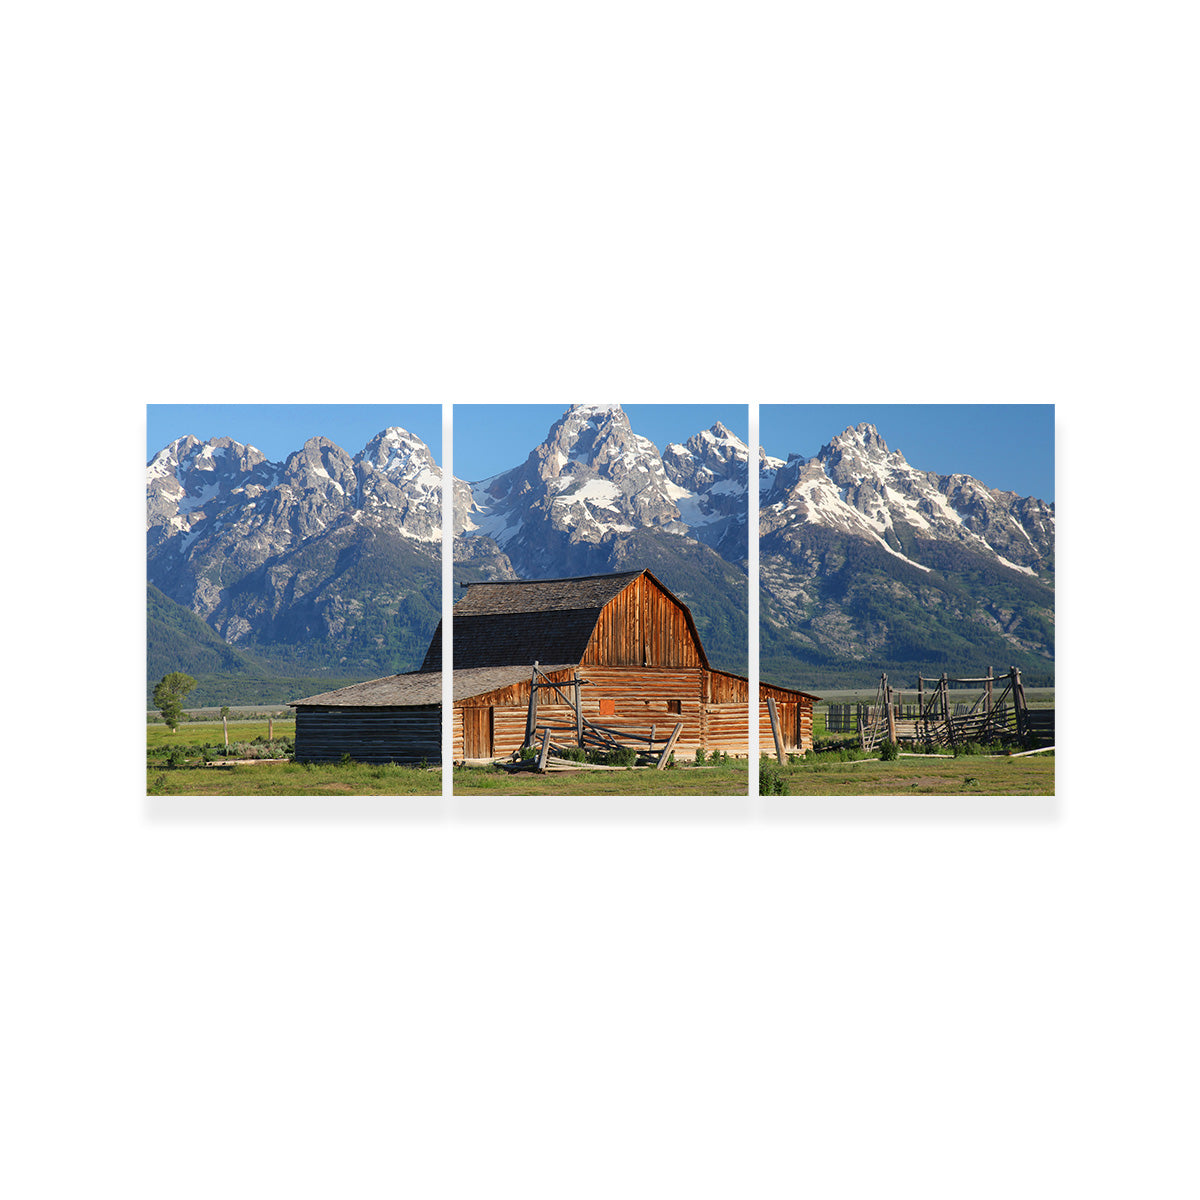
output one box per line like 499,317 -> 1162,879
289,671 -> 442,765
291,569 -> 818,765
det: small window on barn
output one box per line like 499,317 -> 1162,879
599,698 -> 616,716
667,699 -> 681,714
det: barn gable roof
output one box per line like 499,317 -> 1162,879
422,570 -> 680,672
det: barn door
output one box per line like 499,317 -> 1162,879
780,702 -> 798,749
464,708 -> 493,759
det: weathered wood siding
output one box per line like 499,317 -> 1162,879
295,706 -> 441,764
705,704 -> 750,753
582,574 -> 705,668
708,671 -> 749,704
757,698 -> 814,755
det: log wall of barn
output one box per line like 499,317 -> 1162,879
454,666 -> 757,758
295,706 -> 441,764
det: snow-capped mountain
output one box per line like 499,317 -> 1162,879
458,404 -> 752,568
759,422 -> 1055,688
147,427 -> 445,684
461,404 -> 685,551
146,409 -> 1054,701
761,423 -> 1054,579
148,428 -> 446,564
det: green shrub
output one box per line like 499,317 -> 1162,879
759,763 -> 789,795
694,747 -> 707,765
879,739 -> 899,761
588,745 -> 638,767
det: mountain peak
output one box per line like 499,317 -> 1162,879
566,402 -> 623,416
828,422 -> 889,454
360,427 -> 438,475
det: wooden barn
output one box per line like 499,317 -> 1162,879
291,569 -> 818,765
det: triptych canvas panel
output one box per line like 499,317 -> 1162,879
146,402 -> 1054,801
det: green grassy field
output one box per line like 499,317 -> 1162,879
762,752 -> 1054,796
147,718 -> 440,795
147,760 -> 442,796
147,718 -> 295,755
454,760 -> 750,796
147,720 -> 1051,798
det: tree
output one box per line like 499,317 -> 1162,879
154,672 -> 197,731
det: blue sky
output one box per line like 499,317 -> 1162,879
451,403 -> 748,483
146,405 -> 442,464
145,402 -> 1053,501
762,404 -> 1055,501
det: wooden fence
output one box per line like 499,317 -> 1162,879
851,668 -> 1048,750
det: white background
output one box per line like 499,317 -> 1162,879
5,2 -> 1198,1196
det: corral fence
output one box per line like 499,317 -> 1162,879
851,667 -> 1052,751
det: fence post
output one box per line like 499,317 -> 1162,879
524,661 -> 540,749
767,697 -> 785,764
1012,666 -> 1028,746
941,673 -> 957,748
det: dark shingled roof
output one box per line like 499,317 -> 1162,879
421,570 -> 646,672
455,571 -> 644,615
291,665 -> 576,708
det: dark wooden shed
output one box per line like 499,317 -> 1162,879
290,671 -> 442,765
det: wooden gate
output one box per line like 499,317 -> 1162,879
463,707 -> 493,759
